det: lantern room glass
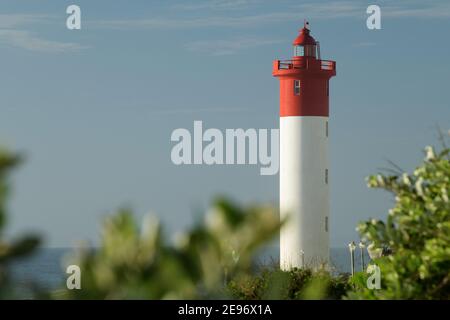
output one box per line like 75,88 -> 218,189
293,45 -> 317,58
294,45 -> 304,57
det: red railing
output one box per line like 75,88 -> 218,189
275,59 -> 336,71
277,60 -> 306,70
320,60 -> 335,71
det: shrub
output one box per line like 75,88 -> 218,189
348,144 -> 450,299
228,267 -> 351,300
0,149 -> 40,298
60,199 -> 281,299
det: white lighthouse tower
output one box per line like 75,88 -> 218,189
273,24 -> 336,270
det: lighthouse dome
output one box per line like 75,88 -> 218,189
292,23 -> 318,58
293,27 -> 317,46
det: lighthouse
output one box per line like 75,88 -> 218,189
273,23 -> 336,270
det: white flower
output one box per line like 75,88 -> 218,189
402,173 -> 411,186
425,146 -> 435,161
415,177 -> 424,197
376,174 -> 385,186
367,243 -> 383,259
205,207 -> 224,230
141,214 -> 159,239
173,232 -> 189,248
442,187 -> 449,203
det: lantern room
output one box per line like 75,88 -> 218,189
293,23 -> 320,59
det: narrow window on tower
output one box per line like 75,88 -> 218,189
325,217 -> 328,232
326,121 -> 329,137
326,81 -> 329,97
294,80 -> 301,96
325,169 -> 328,184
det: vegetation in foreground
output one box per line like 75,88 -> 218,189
0,134 -> 449,299
0,150 -> 40,299
228,267 -> 350,300
348,143 -> 450,299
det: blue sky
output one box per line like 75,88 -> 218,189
0,0 -> 449,248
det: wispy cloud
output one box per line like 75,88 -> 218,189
151,107 -> 250,115
293,1 -> 363,19
0,13 -> 86,53
171,0 -> 262,11
296,0 -> 450,19
382,1 -> 450,18
93,0 -> 450,31
93,12 -> 302,30
0,14 -> 51,28
186,36 -> 283,55
0,30 -> 86,53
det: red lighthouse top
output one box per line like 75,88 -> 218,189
272,23 -> 336,117
293,25 -> 316,46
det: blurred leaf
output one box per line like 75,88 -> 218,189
0,148 -> 41,299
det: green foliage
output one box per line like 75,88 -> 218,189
228,267 -> 350,300
2,139 -> 449,300
60,199 -> 282,299
348,145 -> 450,299
0,149 -> 41,298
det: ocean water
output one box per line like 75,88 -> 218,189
10,247 -> 367,296
11,248 -> 69,295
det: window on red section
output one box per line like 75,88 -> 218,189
294,80 -> 301,95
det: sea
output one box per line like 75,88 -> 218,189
10,247 -> 366,297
